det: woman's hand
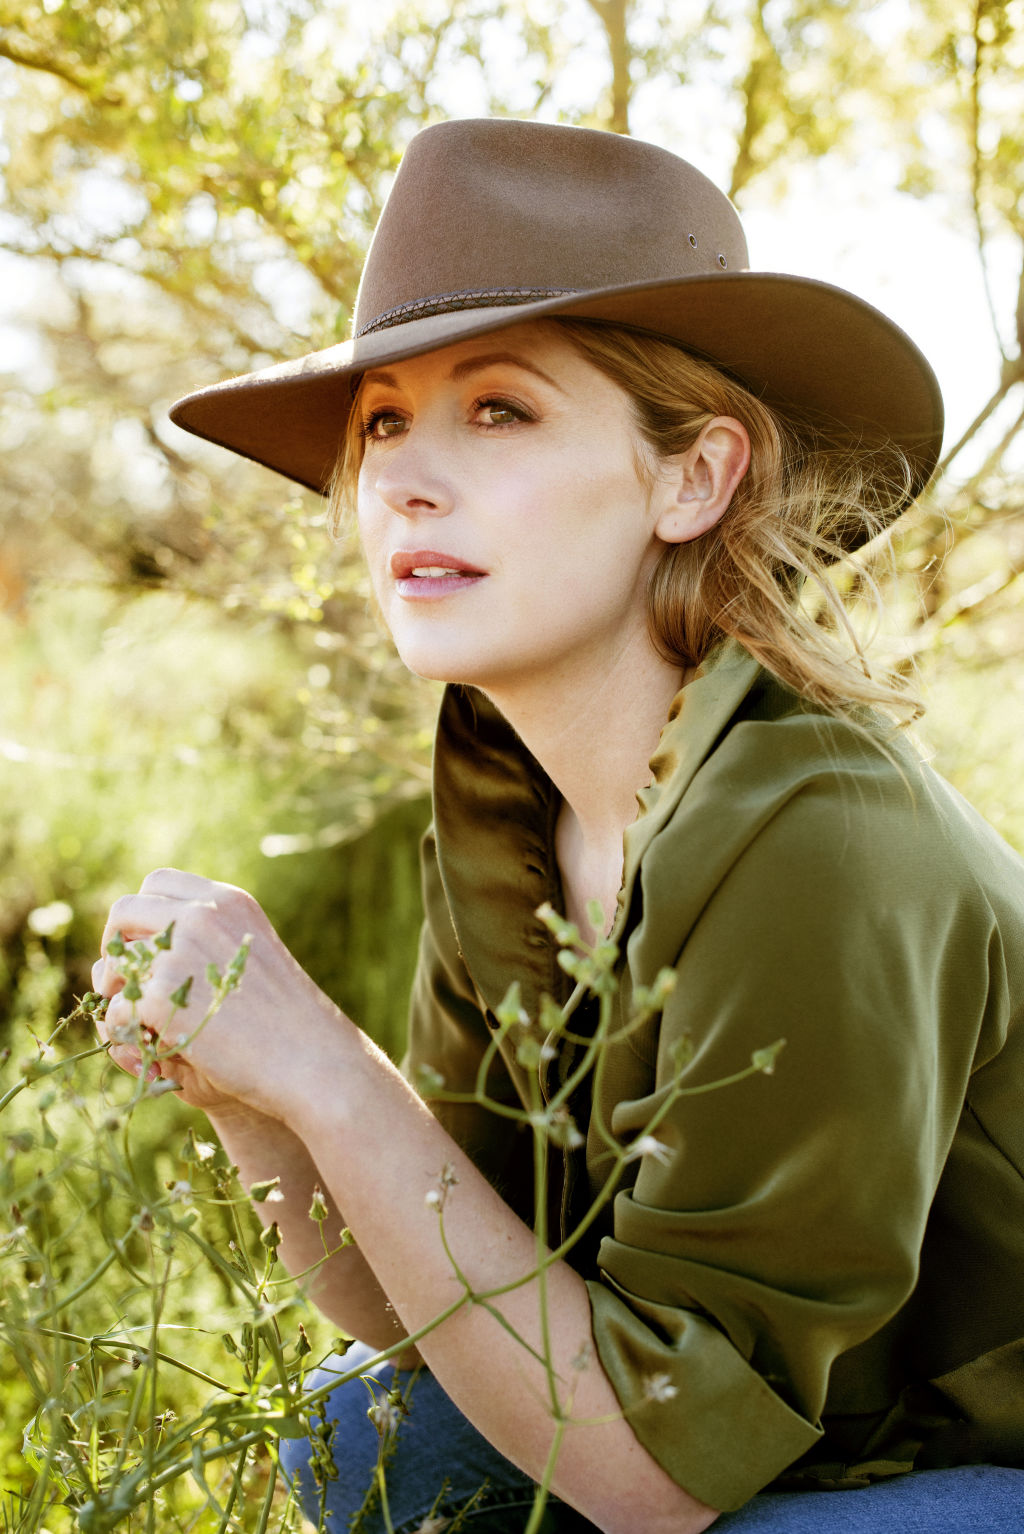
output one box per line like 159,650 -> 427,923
93,867 -> 345,1118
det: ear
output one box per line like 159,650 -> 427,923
653,417 -> 751,545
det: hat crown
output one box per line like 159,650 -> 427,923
353,118 -> 749,337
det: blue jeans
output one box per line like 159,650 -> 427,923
279,1344 -> 1024,1532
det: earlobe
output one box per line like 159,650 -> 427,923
654,416 -> 751,545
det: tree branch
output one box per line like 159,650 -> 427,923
968,0 -> 1008,363
0,34 -> 121,104
892,395 -> 1024,593
728,0 -> 772,202
937,368 -> 1020,478
583,0 -> 632,133
950,396 -> 1024,510
0,237 -> 289,364
902,555 -> 1024,656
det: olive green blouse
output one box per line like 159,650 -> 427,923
404,640 -> 1024,1512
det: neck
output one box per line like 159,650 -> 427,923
483,637 -> 688,940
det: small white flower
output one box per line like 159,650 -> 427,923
426,1162 -> 459,1212
529,1106 -> 584,1149
624,1134 -> 674,1167
412,1517 -> 449,1533
643,1372 -> 678,1404
168,1180 -> 193,1205
110,1021 -> 142,1046
368,1397 -> 403,1436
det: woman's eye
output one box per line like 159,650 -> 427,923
362,410 -> 407,441
474,397 -> 530,427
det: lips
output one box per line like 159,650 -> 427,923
390,549 -> 487,579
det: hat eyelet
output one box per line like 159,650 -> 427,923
717,254 -> 728,268
688,234 -> 698,248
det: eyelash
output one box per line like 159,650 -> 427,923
471,394 -> 533,427
359,395 -> 533,440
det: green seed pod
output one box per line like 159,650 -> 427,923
294,1324 -> 312,1358
249,1177 -> 282,1203
169,976 -> 193,1009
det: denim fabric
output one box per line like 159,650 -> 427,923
716,1467 -> 1024,1531
279,1345 -> 564,1534
279,1346 -> 1024,1533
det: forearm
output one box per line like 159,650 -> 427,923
285,1029 -> 719,1534
208,1104 -> 410,1352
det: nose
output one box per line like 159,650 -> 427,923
369,430 -> 454,521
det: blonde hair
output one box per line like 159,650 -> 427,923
330,317 -> 920,726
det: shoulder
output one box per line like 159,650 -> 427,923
680,684 -> 1018,900
629,683 -> 1024,1004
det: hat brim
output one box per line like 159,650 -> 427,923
169,271 -> 943,532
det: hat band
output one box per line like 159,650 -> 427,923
357,285 -> 577,337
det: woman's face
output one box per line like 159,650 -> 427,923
355,322 -> 670,701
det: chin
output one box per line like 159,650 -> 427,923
394,641 -> 476,686
396,644 -> 512,693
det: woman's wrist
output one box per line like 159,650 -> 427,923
218,989 -> 378,1139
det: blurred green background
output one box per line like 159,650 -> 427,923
1,0 -> 1022,1526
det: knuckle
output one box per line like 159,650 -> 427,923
141,867 -> 178,892
105,894 -> 135,931
220,885 -> 253,916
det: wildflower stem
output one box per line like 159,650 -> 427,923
252,1451 -> 278,1534
31,1246 -> 119,1322
524,1419 -> 566,1534
0,1041 -> 110,1114
529,1067 -> 560,1416
29,1328 -> 244,1395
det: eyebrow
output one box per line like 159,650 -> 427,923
361,351 -> 565,393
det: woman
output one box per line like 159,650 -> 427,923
95,120 -> 1024,1532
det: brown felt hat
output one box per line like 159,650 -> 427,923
170,117 -> 943,532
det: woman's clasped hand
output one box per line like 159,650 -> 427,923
92,867 -> 343,1118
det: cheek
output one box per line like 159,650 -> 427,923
355,491 -> 387,587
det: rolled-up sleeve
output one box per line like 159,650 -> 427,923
588,757 -> 985,1509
